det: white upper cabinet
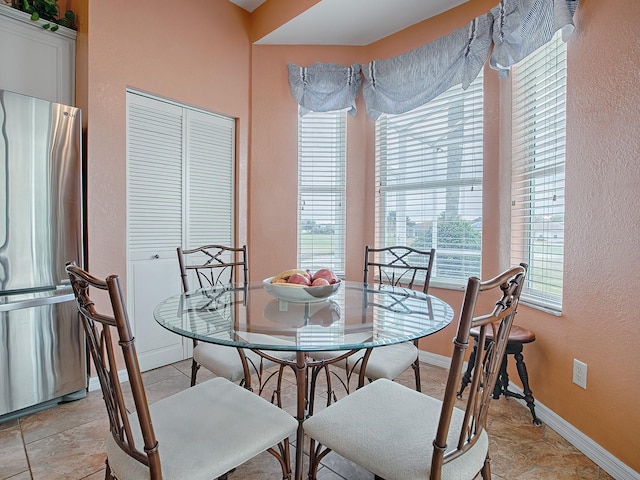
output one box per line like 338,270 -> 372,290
0,4 -> 76,106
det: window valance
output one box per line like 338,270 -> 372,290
362,14 -> 492,120
287,62 -> 362,117
490,0 -> 579,78
287,0 -> 577,119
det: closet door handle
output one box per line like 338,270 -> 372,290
153,254 -> 160,259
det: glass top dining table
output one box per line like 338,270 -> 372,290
154,280 -> 454,480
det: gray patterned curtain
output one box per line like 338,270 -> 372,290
361,15 -> 492,120
490,0 -> 578,78
287,62 -> 361,116
286,0 -> 577,118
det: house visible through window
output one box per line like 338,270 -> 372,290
297,109 -> 347,276
510,31 -> 567,313
374,73 -> 484,287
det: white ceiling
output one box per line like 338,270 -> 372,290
228,0 -> 469,46
228,0 -> 266,12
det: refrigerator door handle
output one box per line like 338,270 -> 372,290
0,293 -> 75,312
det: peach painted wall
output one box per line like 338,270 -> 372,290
248,0 -> 640,473
83,0 -> 251,289
519,0 -> 640,470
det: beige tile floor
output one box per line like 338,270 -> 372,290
0,359 -> 615,480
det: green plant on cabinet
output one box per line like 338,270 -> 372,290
10,0 -> 75,31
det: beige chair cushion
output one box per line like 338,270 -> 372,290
194,342 -> 295,382
303,378 -> 488,480
349,341 -> 418,379
106,377 -> 297,480
311,341 -> 418,381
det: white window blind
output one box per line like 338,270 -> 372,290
510,31 -> 566,312
375,73 -> 483,286
297,109 -> 347,276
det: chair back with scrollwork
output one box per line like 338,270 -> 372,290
177,244 -> 248,293
364,245 -> 435,294
65,262 -> 162,479
431,263 -> 527,478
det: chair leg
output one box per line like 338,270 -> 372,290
323,364 -> 336,407
190,358 -> 200,387
481,455 -> 492,479
267,441 -> 292,480
458,340 -> 478,397
411,355 -> 422,392
308,365 -> 321,416
510,351 -> 541,426
493,353 -> 509,399
307,440 -> 322,480
268,364 -> 287,408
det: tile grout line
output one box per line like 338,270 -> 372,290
17,417 -> 34,480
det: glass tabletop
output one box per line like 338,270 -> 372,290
154,281 -> 454,352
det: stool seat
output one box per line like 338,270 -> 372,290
470,324 -> 536,344
459,324 -> 541,426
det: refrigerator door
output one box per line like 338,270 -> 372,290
0,89 -> 86,419
0,89 -> 83,294
0,289 -> 86,417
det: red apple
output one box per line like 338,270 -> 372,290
288,273 -> 311,286
311,277 -> 330,286
312,268 -> 338,284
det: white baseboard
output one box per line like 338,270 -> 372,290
418,351 -> 639,480
88,370 -> 129,392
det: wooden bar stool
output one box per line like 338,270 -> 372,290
457,324 -> 541,425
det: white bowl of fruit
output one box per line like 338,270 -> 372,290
263,268 -> 341,303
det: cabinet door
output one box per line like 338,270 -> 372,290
0,4 -> 76,105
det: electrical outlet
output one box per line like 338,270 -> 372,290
573,359 -> 587,389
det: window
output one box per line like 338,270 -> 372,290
375,74 -> 484,286
510,32 -> 566,312
297,109 -> 347,276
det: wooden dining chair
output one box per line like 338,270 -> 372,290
65,262 -> 297,480
311,245 -> 435,397
356,245 -> 436,389
177,244 -> 295,399
177,245 -> 267,386
304,264 -> 527,480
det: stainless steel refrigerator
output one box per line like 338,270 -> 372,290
0,89 -> 86,420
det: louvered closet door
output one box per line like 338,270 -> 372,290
127,93 -> 186,371
126,92 -> 236,371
